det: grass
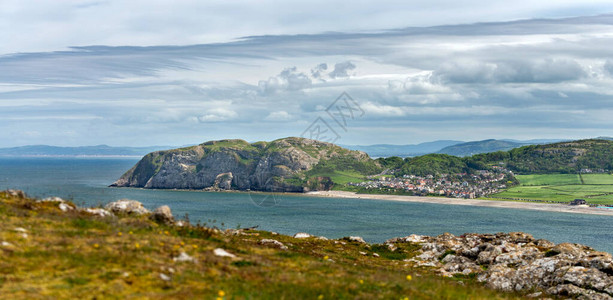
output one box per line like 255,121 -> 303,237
487,174 -> 613,205
0,191 -> 524,299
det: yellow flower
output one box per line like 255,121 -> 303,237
406,275 -> 412,281
358,279 -> 364,284
317,295 -> 324,300
129,231 -> 133,235
164,231 -> 169,235
93,243 -> 99,248
180,241 -> 185,246
117,232 -> 122,237
216,298 -> 223,300
135,243 -> 140,249
192,244 -> 198,249
401,297 -> 409,300
218,290 -> 225,297
323,255 -> 329,260
159,242 -> 165,246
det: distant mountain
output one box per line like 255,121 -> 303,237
342,140 -> 463,157
0,145 -> 174,157
437,139 -> 524,157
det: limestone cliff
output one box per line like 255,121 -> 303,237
111,137 -> 379,192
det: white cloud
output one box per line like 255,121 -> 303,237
264,111 -> 292,121
198,108 -> 238,122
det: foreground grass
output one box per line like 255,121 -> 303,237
0,192 -> 523,299
489,174 -> 613,205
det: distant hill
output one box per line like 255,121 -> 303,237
437,139 -> 525,157
342,140 -> 463,157
112,137 -> 380,192
471,139 -> 613,174
0,145 -> 174,157
378,139 -> 613,176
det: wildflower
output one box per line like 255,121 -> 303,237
164,230 -> 169,235
173,245 -> 180,250
358,279 -> 364,284
135,243 -> 140,249
180,241 -> 185,246
218,290 -> 225,297
129,231 -> 133,235
117,232 -> 122,237
216,298 -> 223,300
406,274 -> 412,281
323,255 -> 329,260
317,295 -> 324,300
160,242 -> 165,246
192,244 -> 198,249
93,243 -> 99,248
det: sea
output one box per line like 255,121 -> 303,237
1,157 -> 612,253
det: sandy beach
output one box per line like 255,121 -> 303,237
305,191 -> 613,216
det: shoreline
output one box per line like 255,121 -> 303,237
304,190 -> 613,216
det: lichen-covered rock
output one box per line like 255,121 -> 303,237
389,232 -> 613,299
259,239 -> 288,250
151,205 -> 174,224
104,199 -> 150,215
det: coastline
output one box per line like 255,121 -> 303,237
304,190 -> 613,216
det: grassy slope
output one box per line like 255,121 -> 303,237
488,174 -> 613,205
0,192 -> 521,299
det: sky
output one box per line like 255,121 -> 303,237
3,1 -> 613,147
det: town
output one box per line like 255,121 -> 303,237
348,167 -> 516,198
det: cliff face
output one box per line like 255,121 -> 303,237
111,137 -> 376,192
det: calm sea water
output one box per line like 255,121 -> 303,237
1,157 -> 612,253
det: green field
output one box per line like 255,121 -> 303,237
489,174 -> 613,205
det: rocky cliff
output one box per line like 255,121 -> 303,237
111,137 -> 378,192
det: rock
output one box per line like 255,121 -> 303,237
13,227 -> 28,233
293,232 -> 311,239
40,196 -> 65,203
388,231 -> 613,298
259,239 -> 288,250
214,172 -> 234,190
84,208 -> 112,217
104,199 -> 150,215
213,248 -> 236,258
346,236 -> 366,244
58,203 -> 73,212
159,273 -> 171,281
359,251 -> 367,256
372,253 -> 380,258
173,252 -> 196,263
151,205 -> 174,224
5,189 -> 26,198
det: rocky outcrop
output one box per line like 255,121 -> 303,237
151,205 -> 174,224
105,199 -> 150,215
111,137 -> 376,192
389,232 -> 613,299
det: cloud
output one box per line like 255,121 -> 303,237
329,61 -> 356,78
311,63 -> 328,79
605,60 -> 613,76
431,58 -> 586,84
264,111 -> 292,121
198,108 -> 238,122
258,67 -> 312,95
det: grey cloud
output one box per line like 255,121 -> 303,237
311,63 -> 328,78
329,61 -> 356,78
605,60 -> 613,76
258,67 -> 312,95
432,59 -> 586,84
